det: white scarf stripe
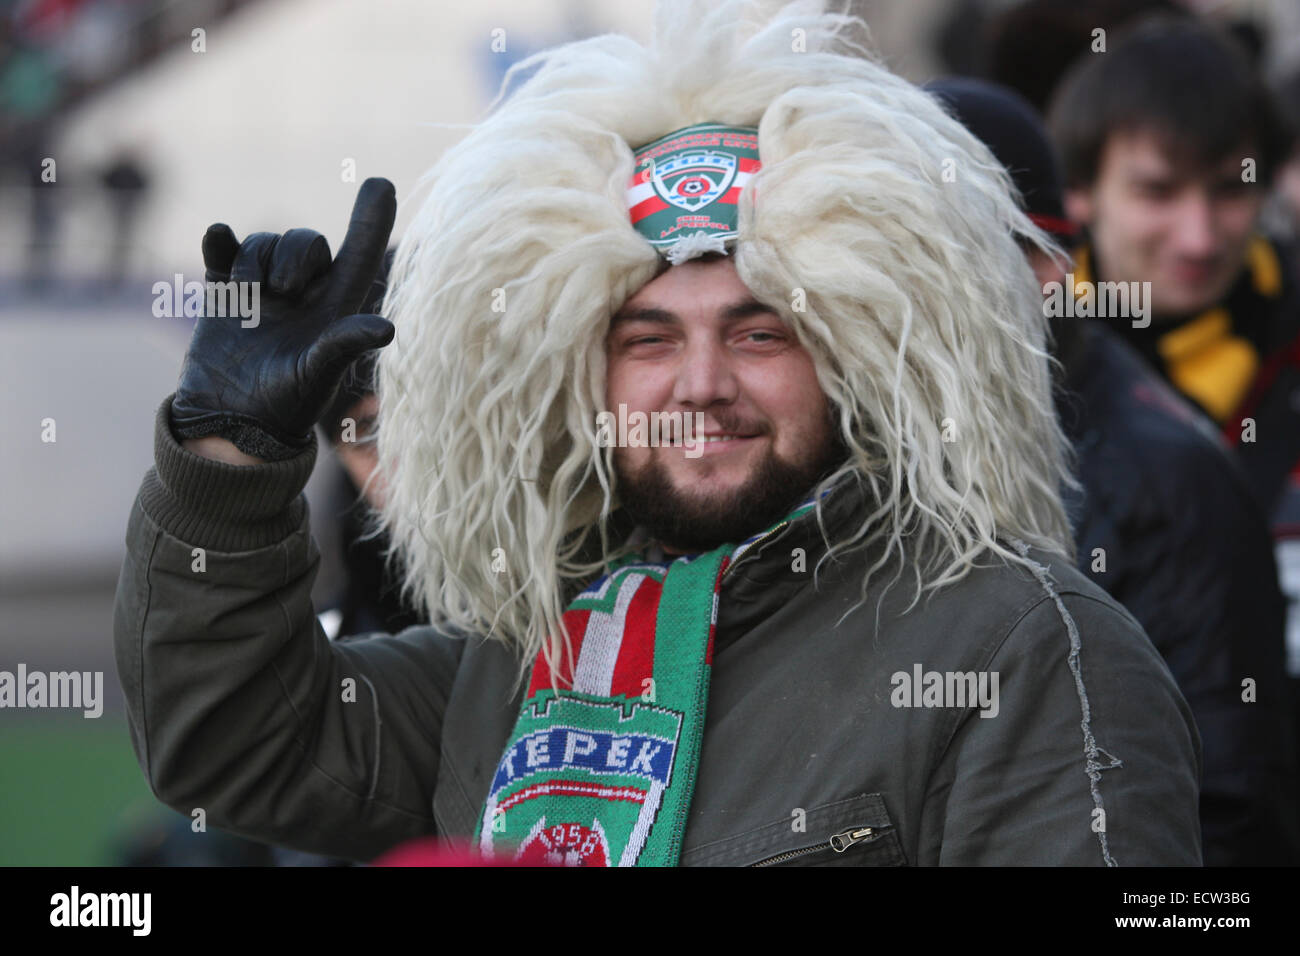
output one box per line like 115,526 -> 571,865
573,573 -> 646,695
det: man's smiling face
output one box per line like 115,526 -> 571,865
604,255 -> 841,552
1066,129 -> 1263,319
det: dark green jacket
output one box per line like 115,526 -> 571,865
113,395 -> 1203,865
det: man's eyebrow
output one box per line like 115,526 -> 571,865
720,298 -> 779,322
610,307 -> 677,327
610,298 -> 779,327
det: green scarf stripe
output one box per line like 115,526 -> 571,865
642,550 -> 727,864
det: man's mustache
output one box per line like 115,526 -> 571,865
685,411 -> 769,437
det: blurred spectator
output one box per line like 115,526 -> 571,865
982,0 -> 1185,113
1047,22 -> 1300,737
1048,18 -> 1300,856
933,0 -> 989,77
99,148 -> 151,287
1,14 -> 63,289
1048,16 -> 1296,463
314,248 -> 425,641
930,75 -> 1300,866
0,8 -> 62,120
0,0 -> 249,290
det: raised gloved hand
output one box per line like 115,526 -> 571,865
170,177 -> 397,461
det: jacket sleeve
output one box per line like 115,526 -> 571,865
930,589 -> 1203,865
113,395 -> 462,862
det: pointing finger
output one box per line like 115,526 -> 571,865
330,177 -> 397,315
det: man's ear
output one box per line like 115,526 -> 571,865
1064,187 -> 1094,226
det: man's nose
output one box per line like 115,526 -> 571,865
1169,191 -> 1218,258
671,338 -> 739,408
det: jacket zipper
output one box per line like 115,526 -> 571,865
721,520 -> 793,582
748,825 -> 884,867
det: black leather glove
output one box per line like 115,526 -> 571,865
170,177 -> 397,461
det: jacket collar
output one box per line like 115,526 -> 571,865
565,470 -> 877,651
711,474 -> 879,654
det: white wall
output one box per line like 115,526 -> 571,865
48,0 -> 654,277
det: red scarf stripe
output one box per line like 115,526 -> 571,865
609,578 -> 664,698
1029,212 -> 1077,236
498,780 -> 647,812
528,607 -> 593,696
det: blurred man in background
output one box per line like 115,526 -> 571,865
980,0 -> 1185,113
1048,18 -> 1300,820
931,75 -> 1300,866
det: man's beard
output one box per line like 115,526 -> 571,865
614,433 -> 846,553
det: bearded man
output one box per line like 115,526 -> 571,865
114,0 -> 1200,866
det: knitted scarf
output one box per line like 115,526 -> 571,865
473,495 -> 819,866
1076,238 -> 1283,422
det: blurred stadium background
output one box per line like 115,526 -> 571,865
1,0 -> 1296,865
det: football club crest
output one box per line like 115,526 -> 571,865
477,692 -> 684,866
627,123 -> 760,250
651,149 -> 738,212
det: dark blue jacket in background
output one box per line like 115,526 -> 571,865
1057,319 -> 1300,865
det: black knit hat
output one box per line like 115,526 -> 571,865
925,76 -> 1077,242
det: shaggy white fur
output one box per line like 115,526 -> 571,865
374,0 -> 1075,680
